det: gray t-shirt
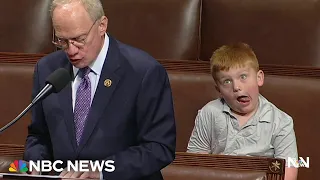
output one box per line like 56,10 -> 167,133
187,94 -> 298,166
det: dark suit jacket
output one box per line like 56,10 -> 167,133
24,35 -> 176,180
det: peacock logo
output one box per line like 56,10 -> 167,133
9,160 -> 28,173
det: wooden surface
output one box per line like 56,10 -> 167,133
1,52 -> 320,78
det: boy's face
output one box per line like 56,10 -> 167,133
215,64 -> 264,115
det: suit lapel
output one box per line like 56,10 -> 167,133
58,62 -> 77,152
76,36 -> 121,153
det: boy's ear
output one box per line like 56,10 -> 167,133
257,70 -> 264,87
213,77 -> 220,93
215,84 -> 223,98
214,82 -> 223,97
215,84 -> 220,93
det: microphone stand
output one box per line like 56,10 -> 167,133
0,84 -> 53,134
0,67 -> 71,135
0,103 -> 34,134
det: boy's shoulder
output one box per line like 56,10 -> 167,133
198,98 -> 225,116
259,95 -> 294,125
193,98 -> 227,125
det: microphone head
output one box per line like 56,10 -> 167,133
45,68 -> 71,93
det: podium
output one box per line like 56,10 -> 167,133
0,173 -> 95,180
0,173 -> 61,180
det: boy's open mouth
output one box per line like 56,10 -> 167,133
237,95 -> 250,104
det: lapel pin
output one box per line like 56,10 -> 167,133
104,79 -> 112,87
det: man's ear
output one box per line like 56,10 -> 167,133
257,70 -> 264,87
99,16 -> 108,36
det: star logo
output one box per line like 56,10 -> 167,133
269,160 -> 281,173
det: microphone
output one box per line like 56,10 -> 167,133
0,68 -> 71,134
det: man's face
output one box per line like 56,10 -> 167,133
52,2 -> 107,68
215,64 -> 264,115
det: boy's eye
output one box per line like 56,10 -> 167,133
223,79 -> 232,84
240,74 -> 247,79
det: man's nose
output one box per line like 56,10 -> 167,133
65,41 -> 79,56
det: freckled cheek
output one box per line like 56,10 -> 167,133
219,88 -> 230,95
224,89 -> 237,99
220,91 -> 236,102
246,86 -> 260,96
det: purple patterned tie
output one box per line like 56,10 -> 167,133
74,67 -> 91,145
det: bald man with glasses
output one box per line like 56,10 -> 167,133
23,0 -> 176,180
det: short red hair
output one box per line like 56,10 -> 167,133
210,42 -> 259,80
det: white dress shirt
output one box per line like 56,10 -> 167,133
71,33 -> 109,179
72,33 -> 109,111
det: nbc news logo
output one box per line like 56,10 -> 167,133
9,160 -> 28,173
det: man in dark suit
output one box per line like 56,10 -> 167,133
23,0 -> 176,179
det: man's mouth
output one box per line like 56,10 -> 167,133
70,59 -> 81,63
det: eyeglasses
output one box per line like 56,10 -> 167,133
52,19 -> 98,49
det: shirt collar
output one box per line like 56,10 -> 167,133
73,33 -> 109,77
